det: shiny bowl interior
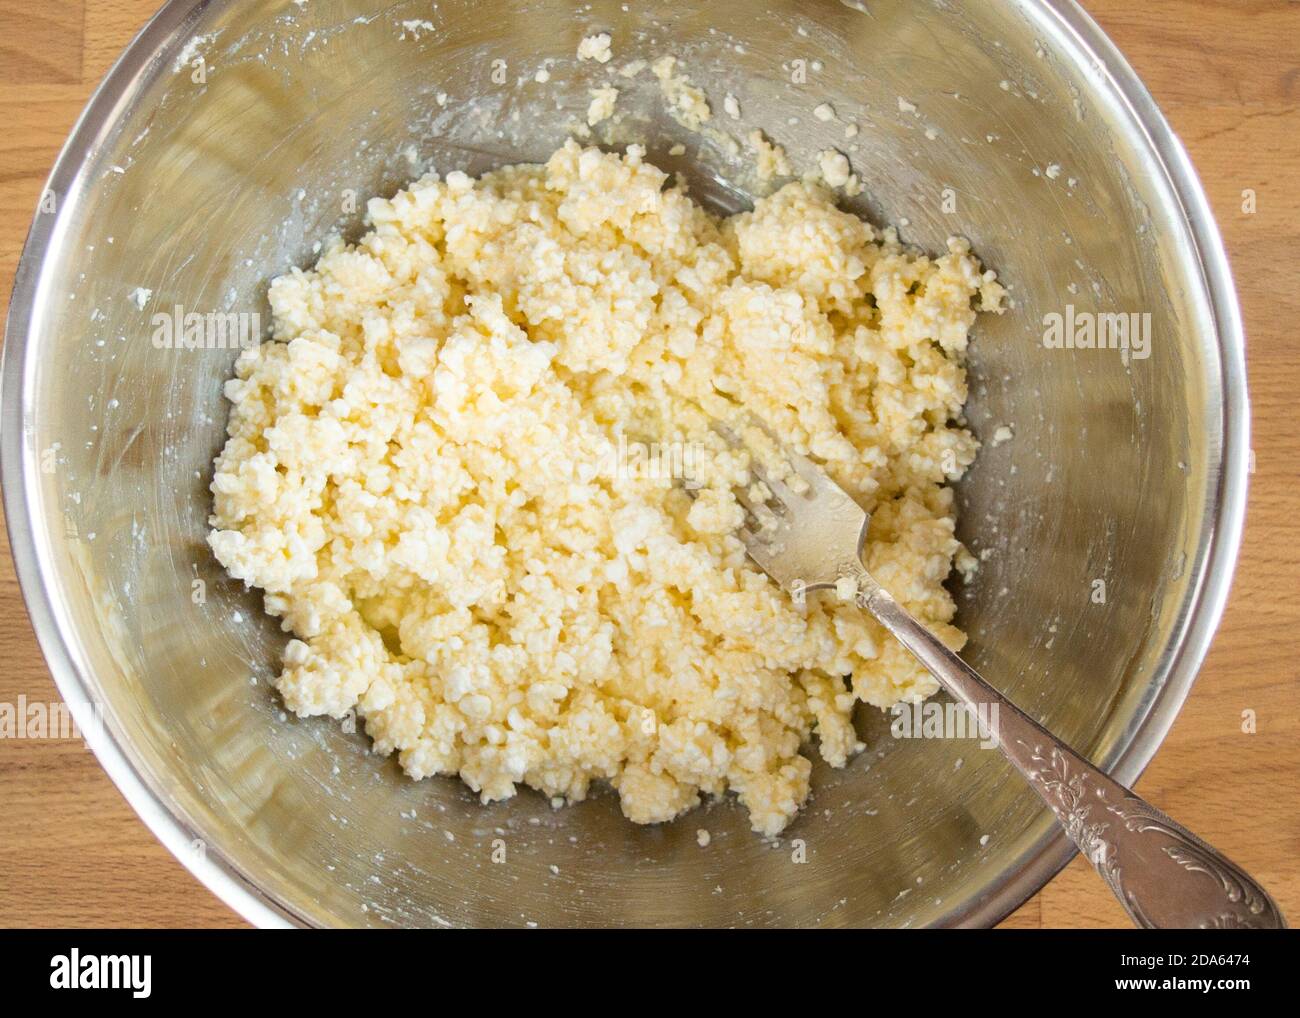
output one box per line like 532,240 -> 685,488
1,0 -> 1247,927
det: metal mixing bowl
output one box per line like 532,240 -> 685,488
1,0 -> 1248,927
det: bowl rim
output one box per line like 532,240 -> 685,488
0,0 -> 1249,929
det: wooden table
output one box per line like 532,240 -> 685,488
0,0 -> 1296,929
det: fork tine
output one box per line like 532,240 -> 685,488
733,485 -> 783,538
774,444 -> 831,495
712,417 -> 803,506
702,412 -> 868,593
748,460 -> 800,508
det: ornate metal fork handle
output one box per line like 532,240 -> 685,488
721,421 -> 1282,929
852,565 -> 1285,929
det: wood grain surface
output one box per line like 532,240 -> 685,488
0,0 -> 1296,929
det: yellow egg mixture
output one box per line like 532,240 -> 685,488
208,140 -> 1004,835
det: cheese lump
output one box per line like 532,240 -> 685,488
208,141 -> 1004,836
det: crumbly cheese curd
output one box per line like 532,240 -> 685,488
208,141 -> 1004,835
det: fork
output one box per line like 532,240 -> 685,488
723,427 -> 1284,929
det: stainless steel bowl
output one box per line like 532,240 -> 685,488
0,0 -> 1248,927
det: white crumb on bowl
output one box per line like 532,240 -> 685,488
577,32 -> 612,63
651,55 -> 711,129
399,19 -> 434,39
723,93 -> 741,119
128,287 -> 153,309
817,148 -> 861,194
748,130 -> 792,181
813,102 -> 836,122
696,829 -> 711,847
587,86 -> 619,126
173,34 -> 212,72
818,148 -> 851,186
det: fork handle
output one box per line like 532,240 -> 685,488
850,568 -> 1285,929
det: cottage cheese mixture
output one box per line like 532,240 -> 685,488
209,141 -> 1003,835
